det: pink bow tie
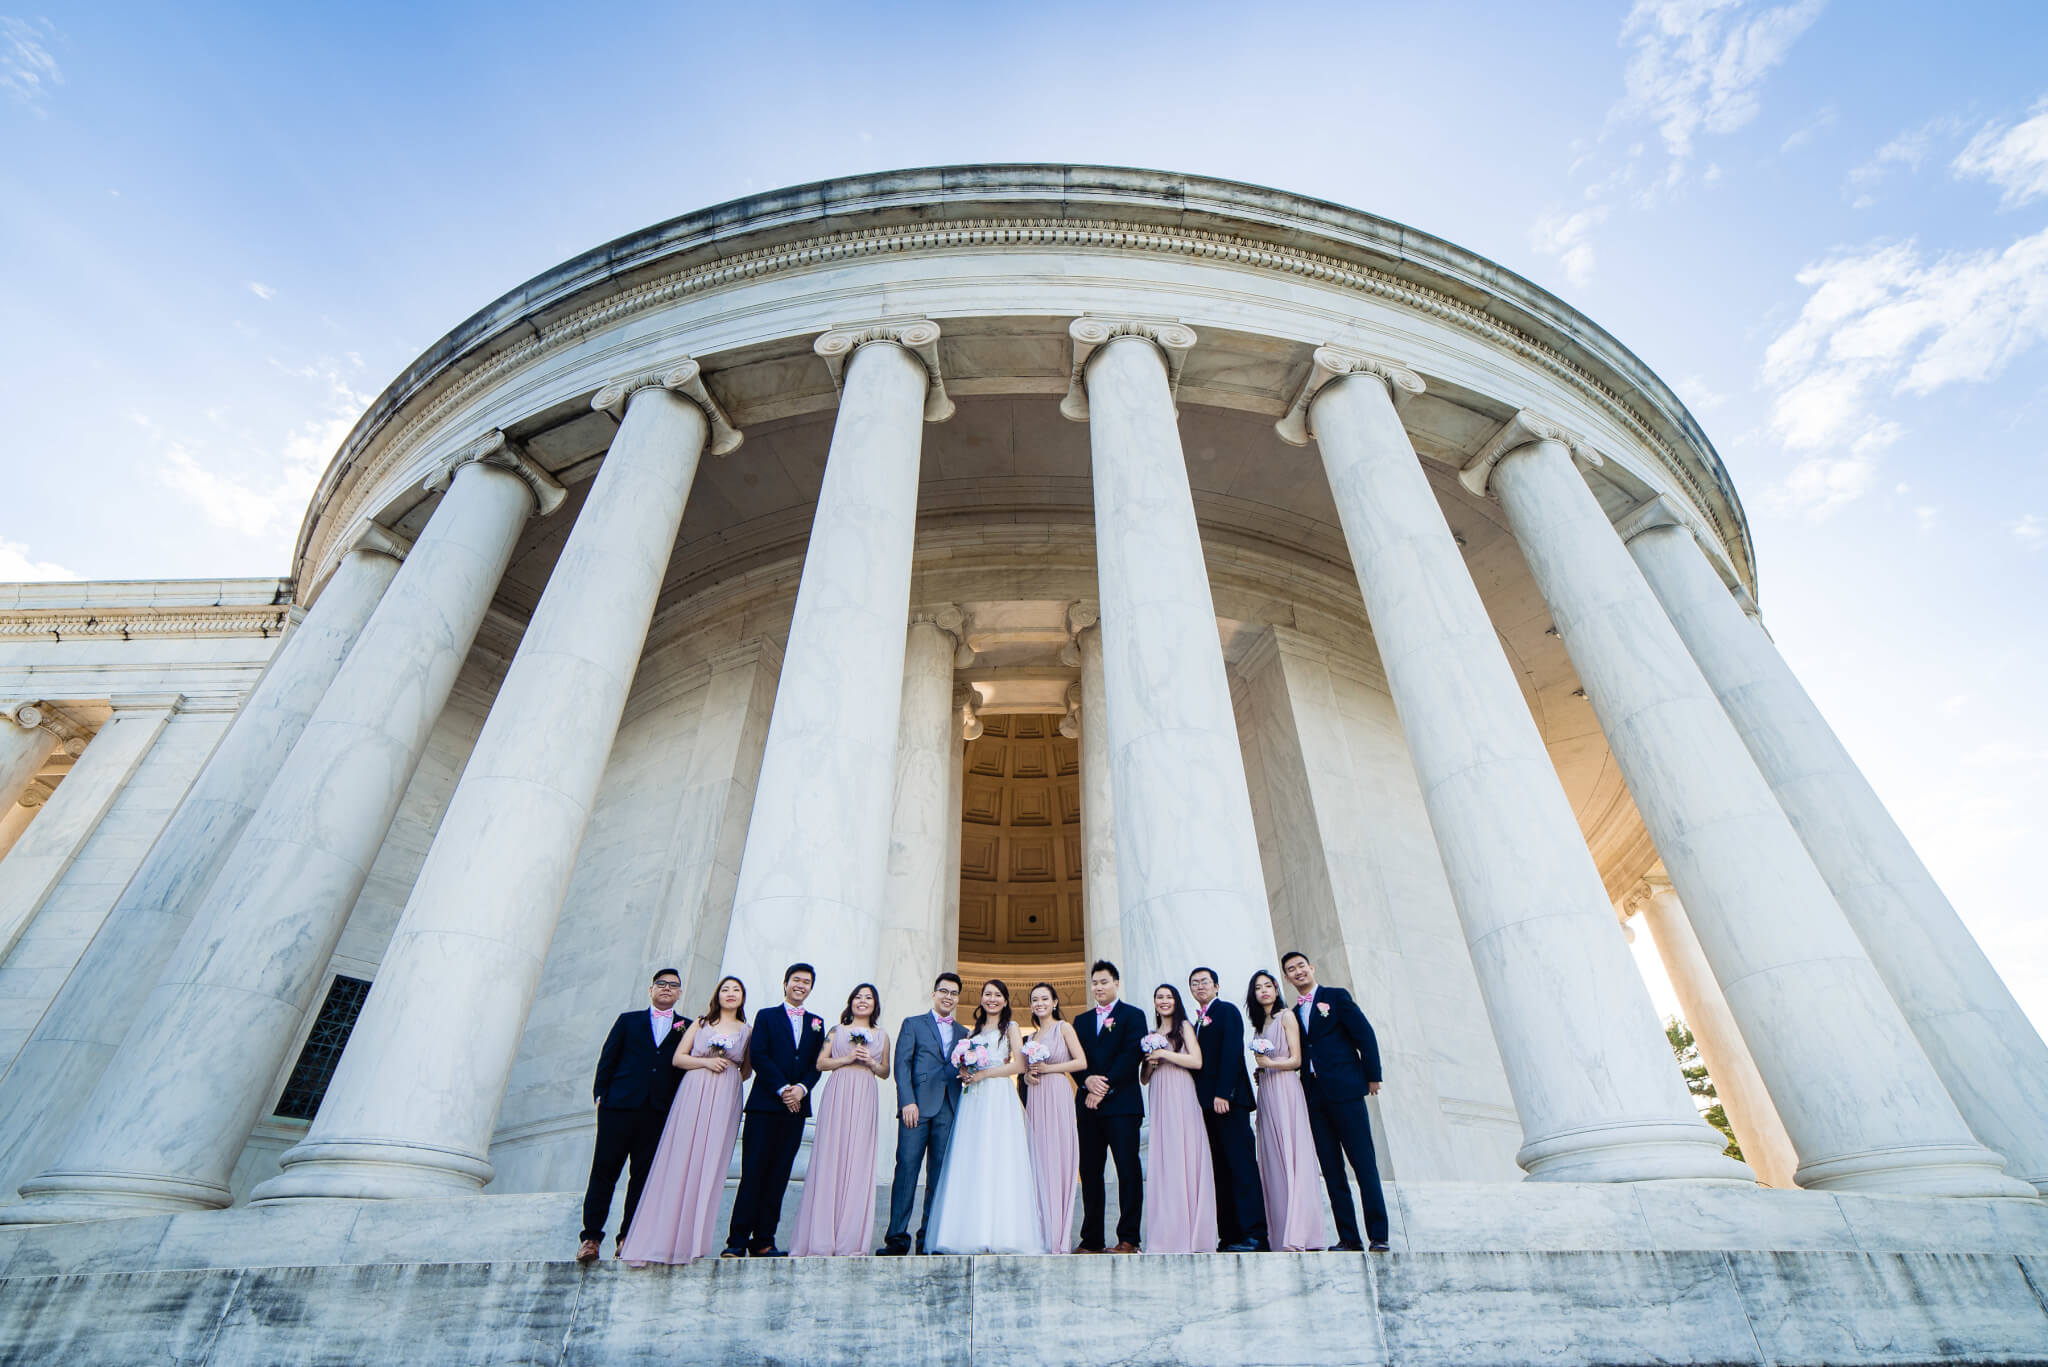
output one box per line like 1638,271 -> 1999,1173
1296,995 -> 1314,1006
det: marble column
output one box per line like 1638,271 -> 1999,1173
721,320 -> 949,1011
1623,500 -> 2048,1194
6,432 -> 556,1223
1065,318 -> 1278,1004
1285,352 -> 1740,1181
1623,875 -> 1801,1189
0,705 -> 59,816
1063,609 -> 1123,971
0,697 -> 180,967
255,363 -> 730,1200
942,687 -> 969,972
1476,410 -> 2026,1196
0,797 -> 38,865
0,532 -> 400,1198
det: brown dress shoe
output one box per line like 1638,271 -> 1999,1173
1110,1241 -> 1140,1254
1074,1244 -> 1105,1255
576,1239 -> 600,1265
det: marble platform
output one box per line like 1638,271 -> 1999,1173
5,1182 -> 2048,1365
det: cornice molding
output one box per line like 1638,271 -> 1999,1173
1274,345 -> 1426,447
592,355 -> 744,455
0,605 -> 293,641
814,318 -> 954,423
1461,409 -> 1604,498
423,430 -> 567,518
1060,316 -> 1196,421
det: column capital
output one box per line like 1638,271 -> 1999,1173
1619,871 -> 1675,921
592,355 -> 743,455
1060,316 -> 1197,422
2,700 -> 43,731
814,317 -> 954,423
959,687 -> 984,740
1274,345 -> 1426,446
1614,493 -> 1701,548
1059,680 -> 1083,738
17,777 -> 52,809
424,431 -> 567,517
1460,409 -> 1604,498
1059,600 -> 1100,665
910,603 -> 976,666
341,518 -> 414,564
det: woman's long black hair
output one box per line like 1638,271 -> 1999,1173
971,978 -> 1014,1036
1245,970 -> 1282,1031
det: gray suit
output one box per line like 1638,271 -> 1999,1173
883,1011 -> 964,1250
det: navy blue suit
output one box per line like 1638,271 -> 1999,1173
726,1004 -> 825,1252
580,1008 -> 686,1243
1073,999 -> 1147,1248
1193,999 -> 1268,1248
1297,985 -> 1389,1245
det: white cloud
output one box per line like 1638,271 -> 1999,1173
0,17 -> 59,109
1761,227 -> 2048,514
1529,205 -> 1609,286
1955,97 -> 2048,208
247,281 -> 276,301
1617,0 -> 1826,171
2012,513 -> 2047,547
0,537 -> 77,582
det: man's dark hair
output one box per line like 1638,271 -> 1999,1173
1090,960 -> 1120,981
651,968 -> 682,985
934,971 -> 963,992
784,962 -> 817,984
1279,950 -> 1310,971
1188,966 -> 1218,985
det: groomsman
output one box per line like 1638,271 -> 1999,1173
724,962 -> 825,1258
878,972 -> 965,1255
576,968 -> 688,1263
1282,950 -> 1390,1252
1188,966 -> 1269,1253
1073,960 -> 1147,1253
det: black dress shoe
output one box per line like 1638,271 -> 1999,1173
719,1245 -> 749,1259
1368,1240 -> 1391,1253
1332,1239 -> 1365,1252
751,1245 -> 788,1258
1220,1239 -> 1258,1253
876,1241 -> 910,1256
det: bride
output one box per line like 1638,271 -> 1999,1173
925,979 -> 1046,1253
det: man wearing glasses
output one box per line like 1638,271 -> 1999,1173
577,968 -> 688,1263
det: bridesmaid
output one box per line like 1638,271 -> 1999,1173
621,976 -> 753,1265
1021,982 -> 1087,1255
789,983 -> 892,1257
1139,983 -> 1217,1254
1246,970 -> 1325,1251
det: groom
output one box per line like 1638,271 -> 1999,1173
878,972 -> 965,1255
1073,959 -> 1146,1253
723,962 -> 824,1258
1283,950 -> 1390,1252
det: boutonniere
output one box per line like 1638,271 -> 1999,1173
1317,1002 -> 1331,1017
809,1018 -> 822,1032
1104,1017 -> 1116,1031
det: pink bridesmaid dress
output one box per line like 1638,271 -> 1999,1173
1141,1048 -> 1218,1254
1023,1024 -> 1079,1253
789,1025 -> 889,1257
619,1020 -> 752,1265
1251,1013 -> 1325,1251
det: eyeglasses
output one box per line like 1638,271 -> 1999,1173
653,981 -> 682,990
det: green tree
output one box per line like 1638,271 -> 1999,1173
1666,1017 -> 1743,1162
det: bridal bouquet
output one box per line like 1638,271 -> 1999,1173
951,1037 -> 995,1077
1021,1039 -> 1052,1065
1249,1037 -> 1275,1057
1139,1032 -> 1172,1055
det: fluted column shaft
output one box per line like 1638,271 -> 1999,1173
8,446 -> 544,1222
1071,622 -> 1123,971
721,331 -> 935,1008
1301,364 -> 1740,1181
1627,516 -> 2048,1193
256,380 -> 717,1200
1626,877 -> 1801,1188
0,543 -> 398,1197
1487,424 -> 2025,1196
1077,324 -> 1278,1002
0,708 -> 57,815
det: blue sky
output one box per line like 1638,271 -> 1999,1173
3,2 -> 2044,1034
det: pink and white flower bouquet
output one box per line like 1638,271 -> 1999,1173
1249,1037 -> 1275,1057
1021,1039 -> 1052,1065
1139,1032 -> 1172,1055
950,1037 -> 995,1077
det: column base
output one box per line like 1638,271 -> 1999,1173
1518,1120 -> 1757,1185
0,1169 -> 232,1225
1795,1143 -> 2040,1199
249,1138 -> 494,1203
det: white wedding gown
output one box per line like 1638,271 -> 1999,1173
925,1027 -> 1047,1254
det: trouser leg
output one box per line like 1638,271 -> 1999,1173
1203,1110 -> 1241,1245
727,1110 -> 773,1249
919,1106 -> 955,1245
579,1108 -> 632,1242
886,1118 -> 932,1243
1329,1097 -> 1389,1244
616,1103 -> 667,1243
1306,1091 -> 1361,1245
752,1112 -> 806,1249
1109,1114 -> 1144,1247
